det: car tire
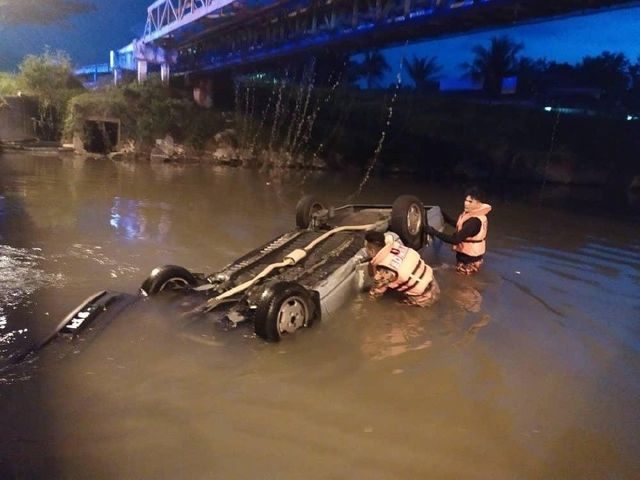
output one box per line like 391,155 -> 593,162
254,281 -> 318,342
140,265 -> 198,296
295,195 -> 325,229
390,195 -> 425,249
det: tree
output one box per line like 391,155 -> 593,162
514,57 -> 549,98
403,55 -> 442,91
0,72 -> 19,96
358,51 -> 390,90
626,56 -> 640,110
18,49 -> 84,140
463,35 -> 524,96
0,0 -> 95,25
577,51 -> 630,105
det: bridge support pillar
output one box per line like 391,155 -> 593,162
193,79 -> 213,108
113,68 -> 121,86
161,63 -> 171,85
137,60 -> 148,83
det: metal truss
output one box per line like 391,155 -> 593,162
173,0 -> 491,71
137,0 -> 637,73
144,0 -> 238,42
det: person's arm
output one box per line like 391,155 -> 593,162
426,217 -> 481,245
369,267 -> 397,299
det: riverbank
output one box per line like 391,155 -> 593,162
60,83 -> 637,189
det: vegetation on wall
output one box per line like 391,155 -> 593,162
6,49 -> 85,140
64,78 -> 226,151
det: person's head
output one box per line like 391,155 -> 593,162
464,186 -> 484,212
364,230 -> 386,257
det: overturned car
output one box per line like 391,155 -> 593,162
42,195 -> 445,351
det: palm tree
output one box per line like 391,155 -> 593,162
403,55 -> 442,91
358,50 -> 390,90
463,35 -> 524,96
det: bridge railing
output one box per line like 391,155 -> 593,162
74,63 -> 112,77
143,0 -> 238,43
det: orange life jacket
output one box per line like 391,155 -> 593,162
452,203 -> 491,257
371,242 -> 434,297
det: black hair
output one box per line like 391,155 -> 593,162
465,186 -> 484,202
364,230 -> 386,248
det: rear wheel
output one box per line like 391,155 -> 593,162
390,195 -> 425,249
140,265 -> 198,296
254,282 -> 317,342
295,195 -> 325,229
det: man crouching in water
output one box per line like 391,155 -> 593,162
364,230 -> 440,307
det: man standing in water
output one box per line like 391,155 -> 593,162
364,230 -> 440,307
425,187 -> 492,275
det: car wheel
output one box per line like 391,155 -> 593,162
254,282 -> 317,342
295,195 -> 325,229
140,265 -> 198,296
390,195 -> 425,249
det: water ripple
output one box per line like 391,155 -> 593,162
55,244 -> 139,277
0,244 -> 64,353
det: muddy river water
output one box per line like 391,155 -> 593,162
0,153 -> 639,479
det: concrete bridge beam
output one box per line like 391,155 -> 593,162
137,60 -> 148,83
161,63 -> 171,85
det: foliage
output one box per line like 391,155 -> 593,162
513,57 -> 549,98
355,51 -> 390,89
463,35 -> 524,96
627,56 -> 640,110
0,72 -> 19,96
17,48 -> 84,140
65,78 -> 226,151
0,0 -> 95,25
577,51 -> 630,104
402,55 -> 442,91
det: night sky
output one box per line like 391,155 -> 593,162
0,0 -> 639,79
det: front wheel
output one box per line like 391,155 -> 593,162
253,282 -> 318,342
390,194 -> 425,249
140,265 -> 198,296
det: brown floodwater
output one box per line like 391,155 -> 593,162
1,152 -> 639,479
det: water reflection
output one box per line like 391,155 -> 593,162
360,302 -> 434,361
358,278 -> 492,360
0,245 -> 63,356
1,153 -> 639,479
109,196 -> 172,241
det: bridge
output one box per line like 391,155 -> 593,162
79,0 -> 638,86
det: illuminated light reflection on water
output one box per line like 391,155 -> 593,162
0,153 -> 639,479
0,245 -> 65,355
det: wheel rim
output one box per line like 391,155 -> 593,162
276,296 -> 308,334
159,277 -> 191,292
406,204 -> 423,235
309,203 -> 324,224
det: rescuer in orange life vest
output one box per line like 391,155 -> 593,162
364,230 -> 440,307
424,187 -> 492,275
